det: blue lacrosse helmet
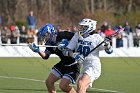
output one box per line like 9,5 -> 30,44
38,24 -> 56,44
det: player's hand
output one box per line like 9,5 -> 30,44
104,38 -> 113,54
58,39 -> 68,51
73,53 -> 85,63
104,37 -> 111,48
29,43 -> 40,53
104,41 -> 110,47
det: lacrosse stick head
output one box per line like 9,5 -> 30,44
38,24 -> 56,44
78,18 -> 97,38
110,26 -> 124,37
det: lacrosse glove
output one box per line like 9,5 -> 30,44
58,39 -> 68,51
104,40 -> 113,54
29,43 -> 40,53
72,53 -> 85,63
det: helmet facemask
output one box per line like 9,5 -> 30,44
41,32 -> 51,43
78,25 -> 89,38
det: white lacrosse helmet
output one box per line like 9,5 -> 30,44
78,18 -> 97,36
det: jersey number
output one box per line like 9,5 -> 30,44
77,45 -> 90,56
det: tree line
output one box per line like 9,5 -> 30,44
0,0 -> 140,28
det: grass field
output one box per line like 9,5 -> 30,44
0,57 -> 140,93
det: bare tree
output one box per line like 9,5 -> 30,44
128,0 -> 133,12
91,0 -> 95,14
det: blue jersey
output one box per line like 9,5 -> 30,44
43,31 -> 79,66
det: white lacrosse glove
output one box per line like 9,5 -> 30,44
72,53 -> 85,63
29,43 -> 40,53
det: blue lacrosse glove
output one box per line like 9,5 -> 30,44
58,39 -> 68,51
29,43 -> 40,53
72,53 -> 85,63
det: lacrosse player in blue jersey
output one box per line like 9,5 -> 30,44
58,18 -> 113,93
29,24 -> 80,93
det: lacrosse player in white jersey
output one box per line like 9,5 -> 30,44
58,18 -> 113,93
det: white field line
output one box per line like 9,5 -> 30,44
0,75 -> 124,93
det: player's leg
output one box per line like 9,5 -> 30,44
77,73 -> 90,93
60,77 -> 76,93
45,72 -> 59,93
59,64 -> 80,93
77,61 -> 101,93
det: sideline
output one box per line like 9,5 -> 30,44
0,75 -> 124,93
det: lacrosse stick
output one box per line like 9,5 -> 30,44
84,28 -> 124,57
65,28 -> 124,66
0,44 -> 58,47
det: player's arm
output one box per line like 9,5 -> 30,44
29,43 -> 51,59
58,32 -> 78,56
97,34 -> 113,54
58,32 -> 85,63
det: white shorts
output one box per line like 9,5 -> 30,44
80,60 -> 101,87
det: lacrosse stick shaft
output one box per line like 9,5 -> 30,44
65,28 -> 124,66
84,28 -> 124,57
0,44 -> 58,47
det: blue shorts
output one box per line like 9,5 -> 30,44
28,25 -> 35,30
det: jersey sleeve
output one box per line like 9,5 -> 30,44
96,34 -> 105,50
67,32 -> 79,50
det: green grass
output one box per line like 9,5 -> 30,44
0,57 -> 140,93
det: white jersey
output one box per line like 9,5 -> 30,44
67,32 -> 105,61
67,32 -> 105,87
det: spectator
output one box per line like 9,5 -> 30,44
10,25 -> 20,44
26,11 -> 37,31
104,25 -> 114,45
133,23 -> 140,47
101,21 -> 109,33
115,26 -> 123,48
20,25 -> 27,43
123,21 -> 133,35
104,25 -> 114,37
27,27 -> 35,43
123,21 -> 133,47
97,28 -> 106,38
1,26 -> 11,44
26,11 -> 37,43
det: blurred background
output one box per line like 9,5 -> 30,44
0,0 -> 140,48
0,0 -> 140,26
